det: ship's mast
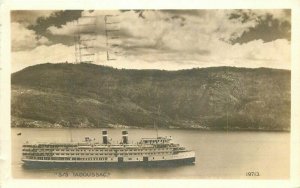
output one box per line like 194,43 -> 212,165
156,126 -> 158,138
226,98 -> 228,135
155,104 -> 161,138
70,125 -> 73,142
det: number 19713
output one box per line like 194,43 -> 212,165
246,171 -> 260,176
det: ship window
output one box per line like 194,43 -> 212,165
128,158 -> 132,160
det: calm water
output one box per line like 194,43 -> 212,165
11,128 -> 290,179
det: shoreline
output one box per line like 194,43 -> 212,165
11,126 -> 291,133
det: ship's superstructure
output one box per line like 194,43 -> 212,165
22,130 -> 195,167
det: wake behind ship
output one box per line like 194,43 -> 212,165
22,130 -> 196,168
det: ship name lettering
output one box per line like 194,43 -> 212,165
72,171 -> 110,177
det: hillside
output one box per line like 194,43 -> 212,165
11,63 -> 291,131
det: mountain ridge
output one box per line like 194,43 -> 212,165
11,63 -> 291,131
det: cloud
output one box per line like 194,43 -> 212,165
47,21 -> 77,35
11,10 -> 55,26
28,10 -> 83,34
47,9 -> 284,53
12,10 -> 291,72
11,38 -> 290,73
12,44 -> 75,72
47,15 -> 105,36
11,10 -> 84,46
228,9 -> 291,44
47,10 -> 120,36
252,9 -> 290,23
210,39 -> 290,69
11,22 -> 50,51
115,10 -> 261,52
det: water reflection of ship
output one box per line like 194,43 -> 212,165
22,130 -> 195,168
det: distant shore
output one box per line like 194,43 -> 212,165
11,125 -> 290,132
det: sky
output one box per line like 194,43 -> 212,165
11,9 -> 291,72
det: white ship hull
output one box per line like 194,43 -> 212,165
22,151 -> 196,168
22,130 -> 196,168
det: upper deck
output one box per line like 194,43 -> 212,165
22,135 -> 178,149
21,131 -> 192,163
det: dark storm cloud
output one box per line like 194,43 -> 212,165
27,10 -> 83,46
11,10 -> 53,25
229,10 -> 291,44
28,10 -> 83,33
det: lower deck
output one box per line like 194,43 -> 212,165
22,151 -> 195,168
22,156 -> 196,169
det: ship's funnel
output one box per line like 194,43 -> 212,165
122,130 -> 128,144
102,130 -> 108,144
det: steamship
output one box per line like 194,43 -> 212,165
22,130 -> 195,168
